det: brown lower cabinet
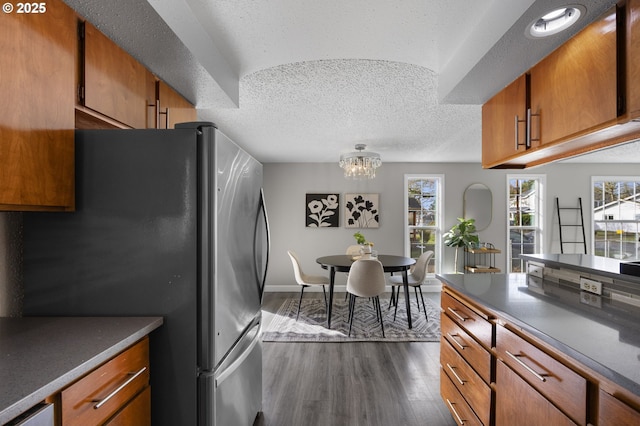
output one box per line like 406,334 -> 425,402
440,285 -> 640,426
440,368 -> 483,426
495,360 -> 576,426
59,338 -> 150,425
598,389 -> 640,426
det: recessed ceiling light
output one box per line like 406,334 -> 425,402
527,5 -> 585,38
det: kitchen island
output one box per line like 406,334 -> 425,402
437,272 -> 640,425
0,316 -> 163,424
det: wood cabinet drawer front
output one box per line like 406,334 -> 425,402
105,385 -> 151,426
496,326 -> 586,425
441,338 -> 491,425
440,369 -> 483,426
598,389 -> 640,426
442,292 -> 493,348
496,360 -> 576,426
441,312 -> 491,383
62,339 -> 150,426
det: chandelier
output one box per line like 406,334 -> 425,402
339,144 -> 382,179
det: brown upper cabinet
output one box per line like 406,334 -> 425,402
529,7 -> 618,148
78,21 -> 156,129
625,0 -> 640,119
0,0 -> 76,211
483,3 -> 640,169
482,75 -> 528,168
75,20 -> 196,130
156,81 -> 198,129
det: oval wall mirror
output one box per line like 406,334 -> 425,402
464,183 -> 492,231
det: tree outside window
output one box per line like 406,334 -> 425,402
405,175 -> 443,275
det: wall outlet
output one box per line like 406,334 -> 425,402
580,277 -> 602,295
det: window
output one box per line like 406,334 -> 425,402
405,175 -> 443,275
507,175 -> 545,272
592,177 -> 640,260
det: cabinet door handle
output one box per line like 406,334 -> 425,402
446,333 -> 467,350
158,106 -> 170,129
515,114 -> 527,150
155,100 -> 161,129
505,350 -> 547,382
446,363 -> 465,386
93,367 -> 147,409
527,108 -> 540,147
447,307 -> 467,323
446,398 -> 466,425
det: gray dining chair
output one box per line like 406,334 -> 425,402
346,258 -> 386,337
388,250 -> 433,321
287,250 -> 329,320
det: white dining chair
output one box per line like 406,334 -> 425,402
346,258 -> 386,337
388,250 -> 433,322
287,250 -> 329,320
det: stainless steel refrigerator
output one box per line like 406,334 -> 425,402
22,122 -> 270,426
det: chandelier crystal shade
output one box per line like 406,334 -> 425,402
339,144 -> 382,179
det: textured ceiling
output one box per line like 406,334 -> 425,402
63,0 -> 639,164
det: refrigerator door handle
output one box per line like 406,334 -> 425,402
215,322 -> 261,387
256,187 -> 271,301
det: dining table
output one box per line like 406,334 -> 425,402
316,254 -> 417,329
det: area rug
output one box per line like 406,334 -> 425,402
262,296 -> 440,342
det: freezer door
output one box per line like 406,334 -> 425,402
199,320 -> 262,426
199,127 -> 264,370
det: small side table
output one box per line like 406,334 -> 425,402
464,247 -> 501,273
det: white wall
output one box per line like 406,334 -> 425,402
263,161 -> 640,290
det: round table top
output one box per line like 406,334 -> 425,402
316,254 -> 415,273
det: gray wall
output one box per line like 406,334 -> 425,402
1,161 -> 639,315
0,213 -> 22,317
263,161 -> 640,290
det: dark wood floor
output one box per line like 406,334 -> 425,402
257,291 -> 457,426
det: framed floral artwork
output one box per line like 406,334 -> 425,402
306,193 -> 339,227
345,193 -> 379,228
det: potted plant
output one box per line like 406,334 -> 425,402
443,218 -> 479,273
353,232 -> 374,254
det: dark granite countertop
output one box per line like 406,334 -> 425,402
0,316 -> 163,424
436,272 -> 640,397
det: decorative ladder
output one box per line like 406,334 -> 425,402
556,197 -> 587,254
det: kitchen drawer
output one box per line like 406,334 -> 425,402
440,369 -> 483,426
442,292 -> 493,349
441,312 -> 491,384
105,385 -> 151,426
61,339 -> 149,426
496,325 -> 586,425
598,389 -> 640,426
496,360 -> 576,426
441,338 -> 491,425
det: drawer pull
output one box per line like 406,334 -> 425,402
446,333 -> 467,350
94,367 -> 147,409
446,398 -> 466,425
446,363 -> 465,386
447,307 -> 468,322
505,351 -> 547,382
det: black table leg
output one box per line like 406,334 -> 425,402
403,268 -> 412,329
327,267 -> 336,328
